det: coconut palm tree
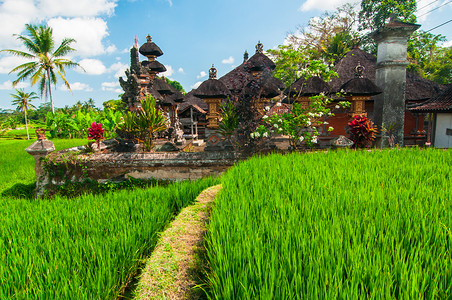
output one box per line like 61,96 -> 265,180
1,24 -> 80,114
10,89 -> 38,140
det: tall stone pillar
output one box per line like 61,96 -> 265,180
372,16 -> 419,147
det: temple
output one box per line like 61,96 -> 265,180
120,21 -> 448,149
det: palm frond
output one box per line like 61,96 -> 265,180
9,61 -> 38,74
0,49 -> 35,59
53,38 -> 76,57
57,69 -> 72,93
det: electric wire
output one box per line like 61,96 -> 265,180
416,0 -> 440,12
425,18 -> 452,32
418,1 -> 452,17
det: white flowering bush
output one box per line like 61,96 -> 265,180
251,93 -> 349,149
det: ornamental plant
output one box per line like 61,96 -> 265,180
251,95 -> 349,150
87,121 -> 104,149
218,101 -> 239,150
116,95 -> 167,151
347,114 -> 377,148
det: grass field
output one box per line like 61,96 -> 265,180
206,148 -> 452,299
0,139 -> 218,298
0,138 -> 86,195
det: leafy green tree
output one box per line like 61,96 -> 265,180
10,89 -> 38,140
284,3 -> 360,63
359,0 -> 417,32
1,24 -> 80,114
267,45 -> 338,88
164,77 -> 185,93
408,31 -> 452,84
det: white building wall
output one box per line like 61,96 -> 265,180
434,113 -> 452,148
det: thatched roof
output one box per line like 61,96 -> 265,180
151,78 -> 173,95
147,85 -> 163,101
139,35 -> 163,58
286,76 -> 331,97
179,90 -> 208,113
167,90 -> 184,103
405,71 -> 445,101
193,79 -> 230,99
340,77 -> 382,96
329,47 -> 446,101
245,52 -> 276,72
142,60 -> 166,73
219,64 -> 252,93
409,85 -> 452,112
258,77 -> 285,98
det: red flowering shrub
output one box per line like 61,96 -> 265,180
348,115 -> 377,148
88,122 -> 105,149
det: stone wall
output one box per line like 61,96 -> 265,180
39,150 -> 242,195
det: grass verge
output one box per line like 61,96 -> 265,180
135,184 -> 223,300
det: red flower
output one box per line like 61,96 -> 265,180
88,122 -> 104,141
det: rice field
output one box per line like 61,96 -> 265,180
0,139 -> 86,194
0,140 -> 218,298
206,148 -> 452,299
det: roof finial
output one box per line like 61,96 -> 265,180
134,35 -> 139,48
256,41 -> 263,54
244,50 -> 249,62
355,61 -> 365,78
146,35 -> 152,42
209,64 -> 217,79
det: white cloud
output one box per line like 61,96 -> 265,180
166,0 -> 173,7
443,40 -> 452,47
39,0 -> 117,18
299,0 -> 359,11
0,55 -> 33,74
0,80 -> 29,90
161,65 -> 175,78
190,81 -> 203,89
178,67 -> 184,73
48,17 -> 112,57
102,81 -> 122,93
222,56 -> 235,64
59,82 -> 93,92
77,59 -> 108,75
109,62 -> 129,78
0,0 -> 118,51
197,71 -> 207,79
0,0 -> 40,49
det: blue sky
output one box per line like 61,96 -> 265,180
0,0 -> 451,110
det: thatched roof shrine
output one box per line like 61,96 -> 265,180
340,63 -> 382,96
194,65 -> 230,99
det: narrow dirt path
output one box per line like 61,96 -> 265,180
134,184 -> 222,300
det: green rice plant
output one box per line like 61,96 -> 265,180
0,177 -> 217,299
206,148 -> 452,299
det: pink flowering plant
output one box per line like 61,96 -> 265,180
251,94 -> 349,150
88,121 -> 105,149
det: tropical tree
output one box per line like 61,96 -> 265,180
10,89 -> 38,140
1,24 -> 80,114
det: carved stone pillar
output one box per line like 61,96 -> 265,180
372,16 -> 420,147
25,129 -> 55,197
